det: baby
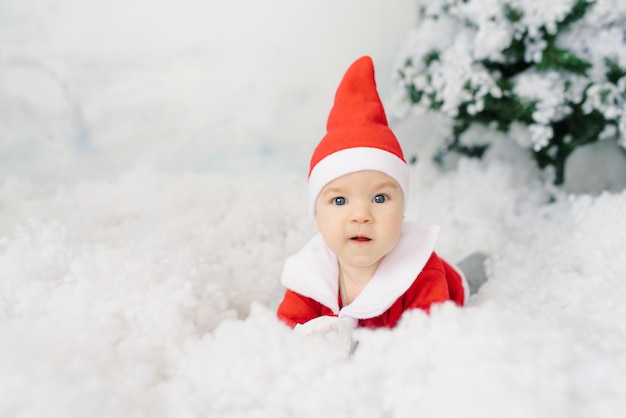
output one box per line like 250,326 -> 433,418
276,56 -> 469,335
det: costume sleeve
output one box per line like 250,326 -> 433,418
276,289 -> 326,328
439,256 -> 467,306
402,252 -> 452,312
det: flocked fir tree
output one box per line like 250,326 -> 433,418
390,0 -> 626,184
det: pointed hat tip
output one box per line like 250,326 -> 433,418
343,55 -> 375,84
327,54 -> 384,130
353,55 -> 373,66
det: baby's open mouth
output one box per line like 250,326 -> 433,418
351,236 -> 371,242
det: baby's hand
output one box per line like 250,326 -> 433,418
294,316 -> 344,336
294,316 -> 358,355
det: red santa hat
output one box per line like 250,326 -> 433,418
308,55 -> 409,216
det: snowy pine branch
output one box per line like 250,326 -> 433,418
392,0 -> 626,184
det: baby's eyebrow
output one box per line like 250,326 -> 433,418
320,187 -> 345,196
372,181 -> 399,190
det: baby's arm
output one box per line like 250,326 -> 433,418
402,253 -> 453,313
276,289 -> 326,328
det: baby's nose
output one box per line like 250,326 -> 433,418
350,203 -> 373,223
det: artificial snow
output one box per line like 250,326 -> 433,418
1,1 -> 626,417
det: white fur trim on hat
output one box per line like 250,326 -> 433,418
308,147 -> 409,217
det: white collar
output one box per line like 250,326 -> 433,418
280,222 -> 440,320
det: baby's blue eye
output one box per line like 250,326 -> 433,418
333,197 -> 346,206
373,194 -> 387,204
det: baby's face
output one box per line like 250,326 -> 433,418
315,170 -> 404,270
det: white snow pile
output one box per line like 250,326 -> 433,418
1,149 -> 625,417
1,1 -> 626,417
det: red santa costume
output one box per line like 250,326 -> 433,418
276,56 -> 468,330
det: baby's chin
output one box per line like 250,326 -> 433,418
337,255 -> 386,270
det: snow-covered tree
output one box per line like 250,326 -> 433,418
391,0 -> 626,184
